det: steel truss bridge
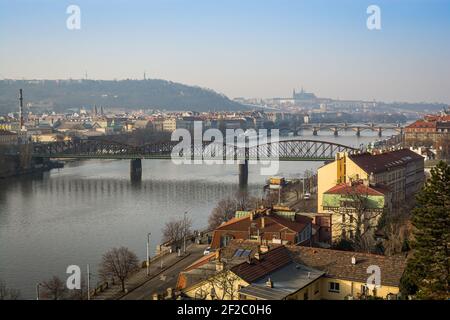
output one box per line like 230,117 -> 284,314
32,138 -> 358,162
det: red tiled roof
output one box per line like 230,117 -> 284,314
215,214 -> 310,234
406,120 -> 436,129
349,149 -> 424,174
324,183 -> 388,196
230,246 -> 292,283
184,252 -> 216,272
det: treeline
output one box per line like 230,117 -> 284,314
0,79 -> 246,113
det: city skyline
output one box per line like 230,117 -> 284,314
1,0 -> 450,104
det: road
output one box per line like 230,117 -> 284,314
120,244 -> 208,300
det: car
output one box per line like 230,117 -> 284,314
304,192 -> 311,200
203,247 -> 211,255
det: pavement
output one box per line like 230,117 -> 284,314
92,243 -> 207,300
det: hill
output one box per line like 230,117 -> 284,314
0,79 -> 246,113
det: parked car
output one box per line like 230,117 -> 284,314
304,192 -> 311,200
203,246 -> 211,255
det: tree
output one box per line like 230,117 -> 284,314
208,191 -> 259,230
333,182 -> 383,252
208,198 -> 239,230
207,263 -> 240,300
162,217 -> 193,246
0,280 -> 20,300
98,247 -> 140,292
401,161 -> 450,299
40,276 -> 67,300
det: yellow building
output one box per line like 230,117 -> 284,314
317,149 -> 425,212
177,241 -> 406,300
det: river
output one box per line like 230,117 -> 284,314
0,129 -> 398,298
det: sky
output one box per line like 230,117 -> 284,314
0,0 -> 449,103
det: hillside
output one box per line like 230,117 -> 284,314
0,79 -> 246,113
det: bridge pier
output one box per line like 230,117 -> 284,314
312,128 -> 318,136
130,159 -> 142,182
239,160 -> 248,186
333,128 -> 339,136
378,128 -> 382,137
356,127 -> 361,137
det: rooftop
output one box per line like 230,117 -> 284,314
239,263 -> 324,300
289,246 -> 407,287
349,149 -> 424,174
324,182 -> 389,196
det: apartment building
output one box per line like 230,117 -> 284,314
317,149 -> 425,212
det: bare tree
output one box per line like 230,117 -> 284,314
0,280 -> 20,300
98,247 -> 139,292
208,198 -> 239,230
40,276 -> 67,300
208,191 -> 259,230
379,206 -> 412,256
333,183 -> 384,252
207,266 -> 240,300
162,217 -> 193,246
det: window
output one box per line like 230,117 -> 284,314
329,282 -> 340,293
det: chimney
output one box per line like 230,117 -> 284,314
259,244 -> 269,253
265,278 -> 273,288
250,212 -> 254,220
166,287 -> 173,299
254,252 -> 261,261
261,217 -> 265,229
351,256 -> 357,265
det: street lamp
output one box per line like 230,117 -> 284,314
146,232 -> 151,276
183,211 -> 188,255
36,283 -> 42,300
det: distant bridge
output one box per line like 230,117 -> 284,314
32,139 -> 358,184
281,123 -> 404,137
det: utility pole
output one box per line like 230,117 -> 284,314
36,283 -> 41,300
87,264 -> 90,300
183,211 -> 188,255
278,186 -> 281,205
146,232 -> 151,276
19,89 -> 24,130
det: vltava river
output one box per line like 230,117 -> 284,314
0,130 -> 396,298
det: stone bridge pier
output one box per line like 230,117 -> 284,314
130,158 -> 142,182
239,160 -> 249,187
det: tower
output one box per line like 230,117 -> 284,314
19,89 -> 24,130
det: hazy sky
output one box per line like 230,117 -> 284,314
1,0 -> 449,103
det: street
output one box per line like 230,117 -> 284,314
120,244 -> 208,300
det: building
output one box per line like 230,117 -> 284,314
293,88 -> 317,101
405,112 -> 450,159
210,208 -> 314,249
0,129 -> 18,145
322,181 -> 391,240
163,118 -> 177,132
177,241 -> 406,300
317,149 -> 425,212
